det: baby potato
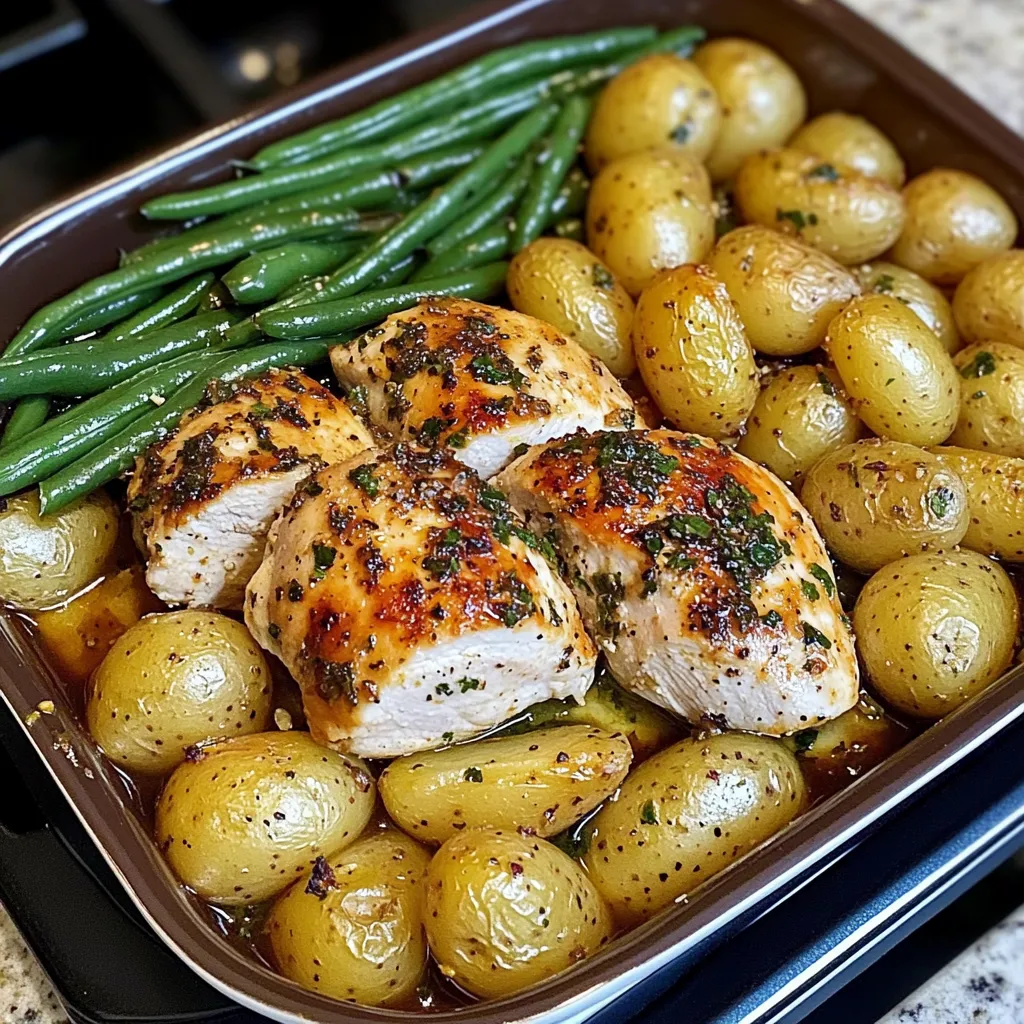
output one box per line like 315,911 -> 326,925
737,365 -> 863,486
826,293 -> 960,445
929,447 -> 1024,562
692,38 -> 807,183
584,54 -> 722,171
800,439 -> 969,574
379,725 -> 632,846
853,550 -> 1018,718
506,238 -> 636,376
584,733 -> 805,923
855,261 -> 960,355
425,828 -> 612,998
707,225 -> 860,356
953,250 -> 1024,349
890,169 -> 1018,285
587,149 -> 715,296
949,343 -> 1024,457
735,148 -> 905,265
789,112 -> 906,188
87,610 -> 272,774
267,830 -> 431,1007
633,263 -> 758,437
0,489 -> 118,611
155,731 -> 375,904
785,691 -> 908,802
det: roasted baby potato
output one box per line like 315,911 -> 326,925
853,551 -> 1019,718
826,293 -> 960,445
949,343 -> 1024,457
379,725 -> 632,846
155,731 -> 375,904
584,732 -> 805,923
785,691 -> 909,802
890,169 -> 1018,285
929,447 -> 1024,561
952,250 -> 1024,349
855,261 -> 960,355
586,149 -> 715,296
692,38 -> 807,183
267,830 -> 431,1007
737,365 -> 863,486
584,54 -> 722,170
800,439 -> 969,573
424,828 -> 612,998
86,609 -> 272,774
632,263 -> 759,437
506,238 -> 636,376
734,148 -> 905,265
789,112 -> 906,188
0,489 -> 119,611
707,226 -> 860,356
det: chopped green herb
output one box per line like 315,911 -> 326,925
248,400 -> 273,419
801,579 -> 820,601
469,351 -> 526,389
348,464 -> 379,498
446,428 -> 470,449
792,729 -> 819,754
761,610 -> 783,628
441,731 -> 454,745
670,120 -> 693,144
513,442 -> 530,459
960,351 -> 996,378
872,273 -> 896,294
667,514 -> 712,539
419,417 -> 446,443
267,622 -> 281,639
311,543 -> 336,580
592,264 -> 615,291
666,552 -> 696,571
479,485 -> 509,513
592,572 -> 625,637
885,377 -> 896,386
640,800 -> 659,826
463,766 -> 484,783
435,683 -> 452,696
809,563 -> 835,598
807,162 -> 839,182
817,372 -> 837,396
776,208 -> 816,230
457,677 -> 481,693
802,621 -> 832,649
928,486 -> 955,519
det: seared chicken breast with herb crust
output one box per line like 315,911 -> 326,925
495,429 -> 859,734
244,442 -> 595,757
330,297 -> 640,479
129,369 -> 374,610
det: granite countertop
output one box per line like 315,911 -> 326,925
3,1 -> 1024,1021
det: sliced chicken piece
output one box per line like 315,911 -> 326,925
495,429 -> 859,734
244,442 -> 595,758
129,369 -> 374,610
330,297 -> 640,479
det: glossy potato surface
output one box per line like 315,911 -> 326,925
789,112 -> 906,188
949,342 -> 1024,457
952,250 -> 1024,349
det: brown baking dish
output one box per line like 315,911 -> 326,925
2,1 -> 1024,1021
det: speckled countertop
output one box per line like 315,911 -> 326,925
2,1 -> 1024,1022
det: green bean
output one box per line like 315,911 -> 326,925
512,95 -> 591,250
39,339 -> 334,514
1,399 -> 51,448
108,274 -> 214,341
256,262 -> 507,340
0,356 -> 210,497
47,286 -> 166,346
427,148 -> 535,256
8,209 -> 359,355
412,227 -> 511,281
222,241 -> 361,304
367,253 -> 421,289
280,105 -> 557,309
0,312 -> 238,401
250,28 -> 658,170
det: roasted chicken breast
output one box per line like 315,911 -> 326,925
244,443 -> 595,757
329,297 -> 640,479
495,429 -> 859,734
129,369 -> 374,610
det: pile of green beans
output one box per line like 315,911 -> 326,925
0,24 -> 704,508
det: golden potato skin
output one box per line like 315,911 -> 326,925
584,54 -> 721,171
584,733 -> 805,924
800,439 -> 970,574
853,551 -> 1018,718
267,831 -> 431,1007
953,250 -> 1024,349
586,149 -> 715,296
707,225 -> 860,356
855,261 -> 960,355
826,293 -> 960,445
737,365 -> 863,486
692,38 -> 807,183
890,169 -> 1018,285
86,610 -> 272,774
424,828 -> 612,998
506,238 -> 636,376
633,263 -> 758,438
929,447 -> 1024,561
735,148 -> 905,265
0,489 -> 118,611
379,725 -> 632,846
949,342 -> 1024,457
155,731 -> 375,904
790,112 -> 906,188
